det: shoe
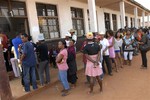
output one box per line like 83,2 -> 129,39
109,73 -> 113,76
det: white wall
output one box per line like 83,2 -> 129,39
24,0 -> 142,42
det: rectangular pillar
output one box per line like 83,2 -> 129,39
88,0 -> 98,32
128,16 -> 131,28
134,7 -> 138,28
110,13 -> 113,30
147,14 -> 150,27
0,46 -> 12,100
120,1 -> 126,28
26,0 -> 40,43
142,11 -> 145,27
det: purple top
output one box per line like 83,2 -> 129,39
108,37 -> 115,58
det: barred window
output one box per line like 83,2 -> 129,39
71,7 -> 84,36
112,14 -> 117,31
12,2 -> 26,16
0,1 -> 9,16
104,13 -> 111,30
36,3 -> 60,39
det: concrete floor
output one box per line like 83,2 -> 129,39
23,52 -> 150,100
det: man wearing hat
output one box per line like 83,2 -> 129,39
69,29 -> 77,42
36,34 -> 50,86
65,32 -> 71,47
99,32 -> 113,76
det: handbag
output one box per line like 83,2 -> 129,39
139,34 -> 150,52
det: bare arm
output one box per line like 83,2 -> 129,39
56,54 -> 64,63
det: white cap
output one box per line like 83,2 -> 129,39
65,32 -> 71,37
37,34 -> 45,41
99,31 -> 105,35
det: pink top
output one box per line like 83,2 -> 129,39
57,49 -> 68,70
108,37 -> 115,58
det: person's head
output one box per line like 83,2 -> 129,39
58,40 -> 67,49
65,32 -> 71,40
37,34 -> 45,43
21,33 -> 28,43
115,32 -> 122,39
86,32 -> 94,42
69,29 -> 75,36
69,39 -> 75,47
126,30 -> 131,36
105,30 -> 114,38
99,31 -> 105,40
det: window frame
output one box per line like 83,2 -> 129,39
36,3 -> 60,40
71,7 -> 85,37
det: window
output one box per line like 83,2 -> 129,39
104,13 -> 110,30
71,7 -> 84,36
12,2 -> 26,16
0,1 -> 9,16
131,18 -> 133,28
112,14 -> 117,31
36,3 -> 60,39
125,16 -> 128,27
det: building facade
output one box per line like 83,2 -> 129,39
0,0 -> 150,50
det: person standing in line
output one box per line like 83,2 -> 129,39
20,33 -> 38,92
12,32 -> 23,59
65,32 -> 71,47
114,32 -> 123,68
123,30 -> 134,66
67,39 -> 78,88
99,32 -> 113,76
106,30 -> 118,72
69,29 -> 77,42
83,32 -> 103,94
36,34 -> 50,86
56,40 -> 70,96
139,29 -> 150,69
10,45 -> 20,77
69,29 -> 77,51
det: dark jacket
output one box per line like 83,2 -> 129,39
67,46 -> 77,75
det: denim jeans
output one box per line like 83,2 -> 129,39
58,70 -> 70,90
22,65 -> 38,92
38,60 -> 50,85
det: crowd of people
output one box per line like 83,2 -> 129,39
0,27 -> 150,96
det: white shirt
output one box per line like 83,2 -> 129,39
11,46 -> 17,59
114,38 -> 123,51
65,40 -> 70,47
100,38 -> 109,56
72,34 -> 77,42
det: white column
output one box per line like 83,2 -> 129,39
128,16 -> 131,28
147,14 -> 150,27
26,0 -> 40,43
142,11 -> 145,27
88,0 -> 98,32
110,13 -> 113,30
120,1 -> 126,28
117,14 -> 121,29
134,7 -> 138,28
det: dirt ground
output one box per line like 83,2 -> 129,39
22,52 -> 150,100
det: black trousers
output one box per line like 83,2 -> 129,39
102,56 -> 112,74
141,51 -> 147,67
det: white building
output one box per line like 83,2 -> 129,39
0,0 -> 150,44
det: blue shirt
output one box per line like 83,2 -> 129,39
12,37 -> 22,59
22,41 -> 36,66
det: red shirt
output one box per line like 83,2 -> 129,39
0,33 -> 8,49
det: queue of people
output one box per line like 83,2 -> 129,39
0,27 -> 150,96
